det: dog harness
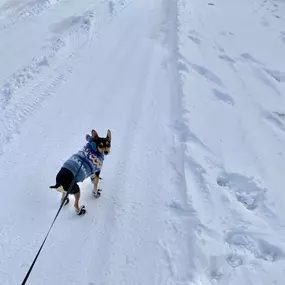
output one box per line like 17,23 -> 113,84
62,134 -> 104,182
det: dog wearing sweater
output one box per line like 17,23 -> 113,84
50,129 -> 111,215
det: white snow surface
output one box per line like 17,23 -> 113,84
1,0 -> 285,284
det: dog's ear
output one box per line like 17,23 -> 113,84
91,129 -> 99,140
106,129 -> 111,140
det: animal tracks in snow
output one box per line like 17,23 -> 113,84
177,0 -> 285,283
215,171 -> 284,265
205,230 -> 285,282
204,252 -> 246,284
217,172 -> 266,211
262,111 -> 285,139
188,30 -> 202,45
238,53 -> 283,93
218,54 -> 236,64
281,31 -> 285,44
264,68 -> 285,83
189,62 -> 223,86
226,231 -> 285,262
226,253 -> 243,268
212,89 -> 235,106
258,0 -> 283,20
167,200 -> 195,219
240,52 -> 262,65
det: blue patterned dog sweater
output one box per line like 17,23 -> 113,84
63,135 -> 104,182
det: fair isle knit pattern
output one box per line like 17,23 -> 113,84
63,135 -> 104,182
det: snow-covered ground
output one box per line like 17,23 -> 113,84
0,0 -> 285,284
177,0 -> 285,284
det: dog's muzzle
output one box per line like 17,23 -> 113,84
104,151 -> 109,155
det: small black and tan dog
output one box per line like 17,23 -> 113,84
50,129 -> 111,215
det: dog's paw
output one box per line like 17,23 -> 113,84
77,205 -> 86,216
93,192 -> 101,198
93,189 -> 102,198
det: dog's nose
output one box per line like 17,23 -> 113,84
104,151 -> 109,155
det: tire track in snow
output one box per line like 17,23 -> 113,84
0,25 -> 84,155
0,38 -> 65,109
0,1 -> 135,156
0,0 -> 63,31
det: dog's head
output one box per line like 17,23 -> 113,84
91,129 -> 111,155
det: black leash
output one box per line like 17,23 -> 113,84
21,163 -> 83,285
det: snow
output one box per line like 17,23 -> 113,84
0,0 -> 285,284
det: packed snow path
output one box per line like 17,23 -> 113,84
0,0 -> 190,284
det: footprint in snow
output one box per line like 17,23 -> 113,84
189,62 -> 223,86
167,200 -> 195,219
188,30 -> 202,44
206,253 -> 243,282
240,53 -> 261,64
280,31 -> 285,44
263,68 -> 285,83
212,89 -> 235,106
216,172 -> 266,210
226,230 -> 285,262
108,1 -> 115,14
240,52 -> 285,84
226,253 -> 243,268
178,60 -> 189,73
220,31 -> 235,36
273,111 -> 285,119
218,54 -> 236,64
262,111 -> 285,138
251,66 -> 281,95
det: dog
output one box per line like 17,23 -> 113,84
50,129 -> 111,215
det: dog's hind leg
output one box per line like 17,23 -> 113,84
74,186 -> 86,215
55,186 -> 69,205
51,185 -> 69,205
61,191 -> 69,206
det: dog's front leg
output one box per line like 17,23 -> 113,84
74,191 -> 80,212
93,173 -> 101,198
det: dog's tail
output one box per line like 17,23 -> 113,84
50,184 -> 66,193
49,183 -> 61,189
